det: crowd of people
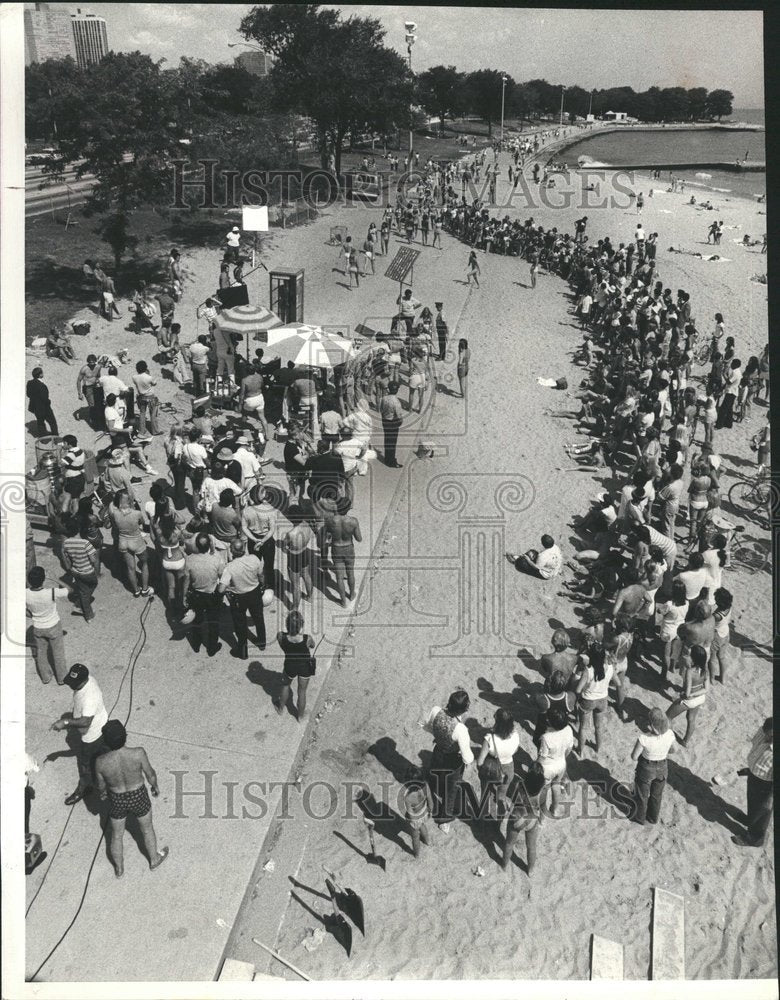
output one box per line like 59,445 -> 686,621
25,135 -> 772,888
400,161 -> 772,875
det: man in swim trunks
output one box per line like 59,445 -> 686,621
94,720 -> 168,877
324,509 -> 362,607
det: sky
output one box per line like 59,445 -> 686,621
41,4 -> 765,106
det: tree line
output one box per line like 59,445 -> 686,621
417,68 -> 735,132
24,3 -> 737,268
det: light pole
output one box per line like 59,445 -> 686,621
404,21 -> 417,165
559,85 -> 566,128
588,89 -> 594,118
500,74 -> 507,144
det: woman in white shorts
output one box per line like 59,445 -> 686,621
537,706 -> 575,817
239,365 -> 270,442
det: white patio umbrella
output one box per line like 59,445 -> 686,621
262,324 -> 355,369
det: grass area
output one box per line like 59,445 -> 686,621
25,116 -> 550,342
25,206 -> 232,344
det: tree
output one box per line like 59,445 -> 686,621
416,65 -> 465,129
240,4 -> 412,173
687,87 -> 709,121
464,69 -> 505,135
509,82 -> 541,124
706,89 -> 734,120
657,87 -> 690,122
45,52 -> 188,270
25,57 -> 81,141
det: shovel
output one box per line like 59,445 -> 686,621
362,816 -> 387,872
323,881 -> 353,957
323,867 -> 365,936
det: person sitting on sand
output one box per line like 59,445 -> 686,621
508,535 -> 563,579
46,325 -> 75,364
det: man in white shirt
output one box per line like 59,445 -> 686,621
509,535 -> 563,579
51,663 -> 108,805
677,552 -> 709,602
187,335 -> 212,397
233,434 -> 264,489
26,567 -> 69,684
99,366 -> 128,399
225,226 -> 242,263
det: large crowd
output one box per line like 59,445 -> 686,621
24,136 -> 772,885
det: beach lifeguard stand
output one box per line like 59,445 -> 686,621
269,268 -> 304,325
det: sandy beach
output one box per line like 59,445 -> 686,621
243,159 -> 773,980
23,145 -> 773,983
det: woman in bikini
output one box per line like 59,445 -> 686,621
666,644 -> 709,746
151,510 -> 187,618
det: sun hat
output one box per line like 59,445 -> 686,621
108,447 -> 125,464
216,447 -> 234,462
235,434 -> 251,446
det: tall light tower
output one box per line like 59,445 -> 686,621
500,74 -> 507,144
405,20 -> 417,164
559,85 -> 567,127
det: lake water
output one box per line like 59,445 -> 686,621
564,126 -> 766,201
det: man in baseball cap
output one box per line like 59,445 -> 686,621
51,664 -> 108,805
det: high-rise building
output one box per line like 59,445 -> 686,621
234,49 -> 274,78
70,7 -> 108,69
24,3 -> 77,66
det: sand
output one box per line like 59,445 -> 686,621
23,145 -> 774,982
259,161 -> 774,980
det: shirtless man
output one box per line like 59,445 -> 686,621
539,629 -> 577,685
282,514 -> 314,608
324,510 -> 362,607
94,720 -> 168,878
611,567 -> 648,623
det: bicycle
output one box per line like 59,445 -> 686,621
691,338 -> 711,366
727,471 -> 770,525
728,525 -> 771,573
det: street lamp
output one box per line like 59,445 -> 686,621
500,74 -> 507,144
404,21 -> 417,164
559,85 -> 567,127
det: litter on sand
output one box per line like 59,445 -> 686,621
537,377 -> 568,389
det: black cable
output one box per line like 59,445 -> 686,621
27,597 -> 153,982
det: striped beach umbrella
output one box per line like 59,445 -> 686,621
214,303 -> 283,338
263,325 -> 355,369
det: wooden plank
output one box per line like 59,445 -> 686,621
218,957 -> 256,981
590,934 -> 624,980
651,887 -> 686,980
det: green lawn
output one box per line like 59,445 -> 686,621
25,207 -> 231,344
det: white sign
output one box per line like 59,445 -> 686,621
242,205 -> 269,232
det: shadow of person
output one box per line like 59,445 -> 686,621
367,736 -> 415,783
245,659 -> 286,712
569,754 -> 633,817
666,758 -> 746,835
354,789 -> 410,854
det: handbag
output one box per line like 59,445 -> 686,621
478,735 -> 504,784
